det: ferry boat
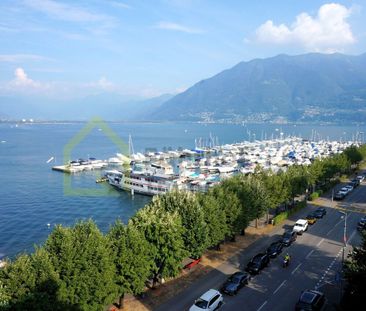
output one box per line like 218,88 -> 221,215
105,162 -> 184,196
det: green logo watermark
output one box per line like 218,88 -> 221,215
63,117 -> 128,196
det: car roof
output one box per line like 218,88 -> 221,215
231,271 -> 245,277
300,290 -> 322,303
295,219 -> 307,225
200,289 -> 219,300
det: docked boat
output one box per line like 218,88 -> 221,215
105,162 -> 183,196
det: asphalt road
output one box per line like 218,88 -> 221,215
155,181 -> 366,311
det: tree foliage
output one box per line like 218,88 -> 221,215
107,220 -> 152,306
153,191 -> 208,258
343,230 -> 366,309
130,204 -> 187,284
44,220 -> 116,311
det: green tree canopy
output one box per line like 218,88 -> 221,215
129,204 -> 187,286
152,191 -> 208,259
107,220 -> 152,307
44,220 -> 116,311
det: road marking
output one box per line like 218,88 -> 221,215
327,218 -> 344,236
316,238 -> 324,247
292,263 -> 302,275
315,247 -> 343,290
347,230 -> 357,244
256,301 -> 267,311
273,280 -> 286,294
306,250 -> 314,259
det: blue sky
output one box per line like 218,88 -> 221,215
0,0 -> 365,100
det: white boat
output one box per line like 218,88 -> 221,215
106,163 -> 183,196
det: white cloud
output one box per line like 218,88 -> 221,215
23,0 -> 114,25
0,54 -> 50,63
156,21 -> 204,34
255,3 -> 356,52
108,1 -> 131,9
12,68 -> 42,88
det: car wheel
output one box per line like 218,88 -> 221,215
217,301 -> 223,309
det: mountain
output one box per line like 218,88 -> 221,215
151,53 -> 366,123
0,93 -> 173,121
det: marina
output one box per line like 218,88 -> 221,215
2,121 -> 365,259
77,136 -> 358,196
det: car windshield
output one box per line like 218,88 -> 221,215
229,276 -> 241,284
252,256 -> 262,263
283,232 -> 292,238
195,298 -> 208,308
300,292 -> 316,304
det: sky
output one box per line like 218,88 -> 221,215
0,0 -> 365,100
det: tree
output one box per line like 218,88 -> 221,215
343,230 -> 366,309
44,220 -> 117,311
210,185 -> 242,238
154,191 -> 208,259
0,248 -> 63,311
107,220 -> 152,308
343,146 -> 363,164
198,192 -> 228,249
130,204 -> 187,287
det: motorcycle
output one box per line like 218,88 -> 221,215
282,257 -> 290,268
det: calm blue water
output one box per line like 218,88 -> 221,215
0,121 -> 365,259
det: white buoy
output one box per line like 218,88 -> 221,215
47,223 -> 51,228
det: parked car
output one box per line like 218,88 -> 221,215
282,230 -> 297,246
221,272 -> 250,295
357,216 -> 366,232
344,185 -> 354,192
350,179 -> 360,187
339,186 -> 351,195
189,289 -> 223,311
338,188 -> 349,197
356,175 -> 365,182
306,213 -> 317,225
295,289 -> 326,311
245,253 -> 270,274
313,208 -> 326,218
293,219 -> 309,235
266,241 -> 283,258
334,191 -> 346,201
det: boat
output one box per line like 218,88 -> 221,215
105,162 -> 184,196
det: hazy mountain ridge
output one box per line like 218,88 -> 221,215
150,53 -> 366,123
0,93 -> 173,121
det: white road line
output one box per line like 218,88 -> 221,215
347,230 -> 357,244
291,263 -> 302,275
256,301 -> 268,311
327,219 -> 343,235
273,280 -> 286,294
316,238 -> 324,247
306,249 -> 314,259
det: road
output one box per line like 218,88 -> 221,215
155,181 -> 366,311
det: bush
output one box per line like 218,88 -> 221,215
309,192 -> 319,201
273,200 -> 307,225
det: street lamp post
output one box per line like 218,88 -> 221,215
339,211 -> 347,303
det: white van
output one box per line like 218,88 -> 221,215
293,219 -> 308,235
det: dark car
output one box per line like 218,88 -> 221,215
245,253 -> 270,274
266,241 -> 283,258
282,230 -> 297,247
221,271 -> 251,295
313,208 -> 326,218
350,179 -> 360,187
295,289 -> 326,311
334,191 -> 346,201
357,217 -> 366,231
